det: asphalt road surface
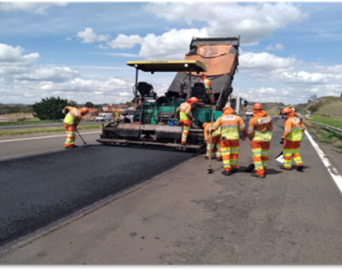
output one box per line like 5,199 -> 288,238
0,131 -> 193,247
2,118 -> 342,264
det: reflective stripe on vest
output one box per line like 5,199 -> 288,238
205,127 -> 221,140
249,115 -> 272,141
219,115 -> 243,140
250,129 -> 272,141
287,119 -> 303,141
64,108 -> 80,125
180,103 -> 191,121
199,79 -> 213,94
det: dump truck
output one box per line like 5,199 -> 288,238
97,36 -> 245,151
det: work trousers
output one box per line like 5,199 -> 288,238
179,120 -> 191,144
220,139 -> 240,172
251,140 -> 271,177
283,140 -> 303,169
64,123 -> 76,148
206,135 -> 222,159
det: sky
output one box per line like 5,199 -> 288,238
1,1 -> 342,105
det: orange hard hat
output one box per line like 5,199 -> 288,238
282,107 -> 292,114
253,103 -> 263,110
222,106 -> 232,112
80,107 -> 89,114
202,122 -> 209,129
190,97 -> 198,104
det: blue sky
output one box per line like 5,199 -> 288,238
1,1 -> 342,105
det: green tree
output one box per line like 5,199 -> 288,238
32,96 -> 68,120
67,100 -> 78,107
84,101 -> 95,108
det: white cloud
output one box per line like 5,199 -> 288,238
76,2 -> 307,60
0,43 -> 40,65
144,2 -> 308,46
101,53 -> 139,58
107,34 -> 143,49
15,66 -> 80,83
266,43 -> 284,51
273,71 -> 342,85
314,64 -> 342,74
65,37 -> 72,41
0,2 -> 68,15
77,1 -> 308,59
239,52 -> 300,72
76,28 -> 110,44
106,28 -> 208,60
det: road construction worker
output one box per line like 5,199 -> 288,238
62,106 -> 89,149
198,73 -> 215,104
280,107 -> 306,171
248,103 -> 273,178
203,122 -> 222,161
176,97 -> 198,145
210,106 -> 246,176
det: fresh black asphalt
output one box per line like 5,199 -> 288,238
0,145 -> 192,247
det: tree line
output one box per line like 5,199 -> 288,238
1,97 -> 134,120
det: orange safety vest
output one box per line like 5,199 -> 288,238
177,102 -> 192,121
199,78 -> 214,103
248,111 -> 273,141
212,107 -> 246,140
63,106 -> 83,126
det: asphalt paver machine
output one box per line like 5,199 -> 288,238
97,36 -> 242,151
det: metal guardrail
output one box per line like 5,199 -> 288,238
305,118 -> 342,134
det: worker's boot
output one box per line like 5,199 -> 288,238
250,173 -> 265,179
216,157 -> 222,161
297,165 -> 304,172
280,166 -> 291,171
244,164 -> 255,172
69,144 -> 78,149
231,168 -> 238,174
222,170 -> 232,176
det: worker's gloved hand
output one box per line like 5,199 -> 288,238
242,137 -> 246,142
279,138 -> 284,144
62,109 -> 65,114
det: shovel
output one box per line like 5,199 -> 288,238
76,129 -> 91,147
208,105 -> 215,174
275,151 -> 284,163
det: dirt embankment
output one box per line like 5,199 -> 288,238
300,96 -> 342,117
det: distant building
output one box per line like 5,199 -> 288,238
83,108 -> 100,119
102,104 -> 129,112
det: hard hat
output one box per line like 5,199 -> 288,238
222,106 -> 232,112
282,107 -> 292,114
253,103 -> 263,110
80,107 -> 89,114
201,73 -> 207,78
190,97 -> 198,104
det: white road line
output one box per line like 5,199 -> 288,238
0,131 -> 101,143
305,130 -> 342,194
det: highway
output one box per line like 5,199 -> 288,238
0,121 -> 101,131
1,120 -> 342,264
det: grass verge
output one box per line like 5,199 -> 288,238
306,125 -> 342,153
310,115 -> 342,129
0,120 -> 61,126
0,124 -> 102,137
